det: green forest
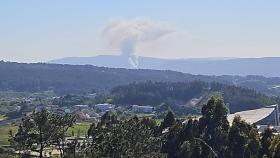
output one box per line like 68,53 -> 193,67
1,61 -> 280,97
111,81 -> 279,113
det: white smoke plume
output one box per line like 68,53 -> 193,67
102,18 -> 176,68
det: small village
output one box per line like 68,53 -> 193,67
35,103 -> 155,123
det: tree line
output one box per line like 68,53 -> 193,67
111,81 -> 279,113
2,97 -> 280,158
0,61 -> 210,94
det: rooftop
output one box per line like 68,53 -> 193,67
228,105 -> 277,125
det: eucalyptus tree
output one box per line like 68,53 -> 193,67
199,97 -> 229,157
10,110 -> 76,158
87,114 -> 166,158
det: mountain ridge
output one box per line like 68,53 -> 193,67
49,55 -> 280,77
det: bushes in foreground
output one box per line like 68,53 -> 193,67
8,97 -> 280,158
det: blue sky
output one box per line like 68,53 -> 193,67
0,0 -> 279,62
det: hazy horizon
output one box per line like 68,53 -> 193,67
0,1 -> 280,63
3,55 -> 280,64
49,55 -> 280,61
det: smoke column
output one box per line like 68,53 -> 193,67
102,18 -> 175,68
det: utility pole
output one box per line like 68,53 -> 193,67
226,103 -> 230,114
275,104 -> 279,126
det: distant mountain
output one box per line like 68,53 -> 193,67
50,56 -> 280,77
49,55 -> 136,69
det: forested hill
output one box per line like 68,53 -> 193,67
0,61 -> 226,94
111,81 -> 279,113
1,61 -> 280,97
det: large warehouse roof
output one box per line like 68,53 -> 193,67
228,105 -> 277,125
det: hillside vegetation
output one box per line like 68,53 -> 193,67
0,61 -> 223,94
111,81 -> 279,113
1,61 -> 280,97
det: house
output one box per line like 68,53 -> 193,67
132,105 -> 154,113
74,105 -> 89,110
35,106 -> 46,113
85,93 -> 97,99
95,103 -> 115,112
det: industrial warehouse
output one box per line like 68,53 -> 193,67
228,104 -> 280,133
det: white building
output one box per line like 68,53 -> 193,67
227,104 -> 279,126
85,93 -> 97,99
74,105 -> 89,109
132,105 -> 154,113
95,103 -> 115,112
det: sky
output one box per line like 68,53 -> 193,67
0,0 -> 279,62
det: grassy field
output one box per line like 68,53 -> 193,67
0,124 -> 18,146
0,122 -> 91,146
67,122 -> 91,137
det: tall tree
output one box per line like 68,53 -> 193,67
87,114 -> 165,158
199,97 -> 229,157
269,135 -> 280,158
160,111 -> 175,130
228,116 -> 251,158
244,128 -> 261,158
11,110 -> 76,158
260,127 -> 274,157
52,114 -> 76,158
